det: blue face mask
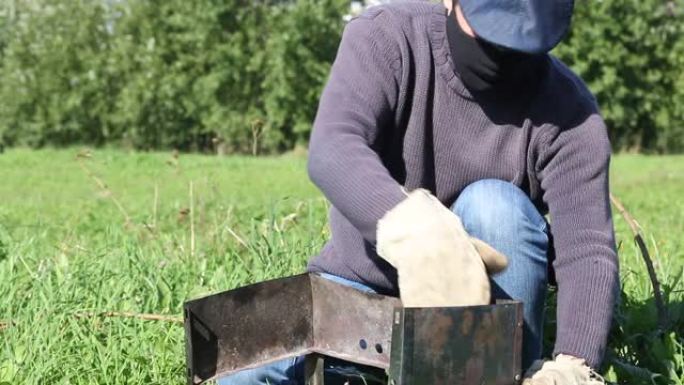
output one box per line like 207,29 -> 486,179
446,6 -> 548,94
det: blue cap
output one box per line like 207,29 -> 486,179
459,0 -> 575,54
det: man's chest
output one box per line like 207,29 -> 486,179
396,94 -> 538,205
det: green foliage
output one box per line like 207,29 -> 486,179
0,149 -> 683,384
554,0 -> 684,153
1,0 -> 684,152
0,149 -> 327,384
0,5 -> 8,58
262,0 -> 347,149
0,0 -> 347,152
105,0 -> 272,151
0,0 -> 112,147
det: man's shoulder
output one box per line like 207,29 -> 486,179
532,56 -> 601,130
351,1 -> 436,33
356,1 -> 436,19
543,56 -> 598,113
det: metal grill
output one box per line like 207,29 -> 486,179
184,273 -> 523,385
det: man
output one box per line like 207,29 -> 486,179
221,0 -> 618,383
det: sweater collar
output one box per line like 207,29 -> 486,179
429,3 -> 474,99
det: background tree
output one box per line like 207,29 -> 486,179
0,0 -> 682,153
0,0 -> 112,147
554,0 -> 684,152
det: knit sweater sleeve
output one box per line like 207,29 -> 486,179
307,13 -> 406,243
536,111 -> 620,368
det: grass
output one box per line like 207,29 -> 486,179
0,148 -> 682,384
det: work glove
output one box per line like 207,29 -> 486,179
376,189 -> 508,307
522,354 -> 605,385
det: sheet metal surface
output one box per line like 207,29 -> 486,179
185,273 -> 523,385
184,273 -> 400,384
389,301 -> 524,385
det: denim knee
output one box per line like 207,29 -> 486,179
452,179 -> 547,239
452,179 -> 549,370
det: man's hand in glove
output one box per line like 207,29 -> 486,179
376,189 -> 508,307
522,354 -> 605,385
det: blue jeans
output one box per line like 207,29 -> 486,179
219,179 -> 549,384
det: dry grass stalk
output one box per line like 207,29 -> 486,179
153,183 -> 159,229
251,119 -> 264,156
189,180 -> 196,258
75,311 -> 183,324
76,151 -> 133,227
166,149 -> 180,173
610,193 -> 669,331
226,226 -> 249,249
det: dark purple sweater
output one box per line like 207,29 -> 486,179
306,1 -> 618,368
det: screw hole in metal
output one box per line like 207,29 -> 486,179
375,343 -> 383,354
359,339 -> 367,350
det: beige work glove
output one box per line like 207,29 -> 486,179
376,189 -> 507,307
522,355 -> 605,385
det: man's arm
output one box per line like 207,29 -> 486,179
537,112 -> 620,369
308,12 -> 406,243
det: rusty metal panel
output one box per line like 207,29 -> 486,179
184,274 -> 316,384
311,274 -> 400,368
184,273 -> 400,385
185,273 -> 523,385
389,301 -> 524,385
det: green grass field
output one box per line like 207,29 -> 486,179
0,149 -> 682,384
